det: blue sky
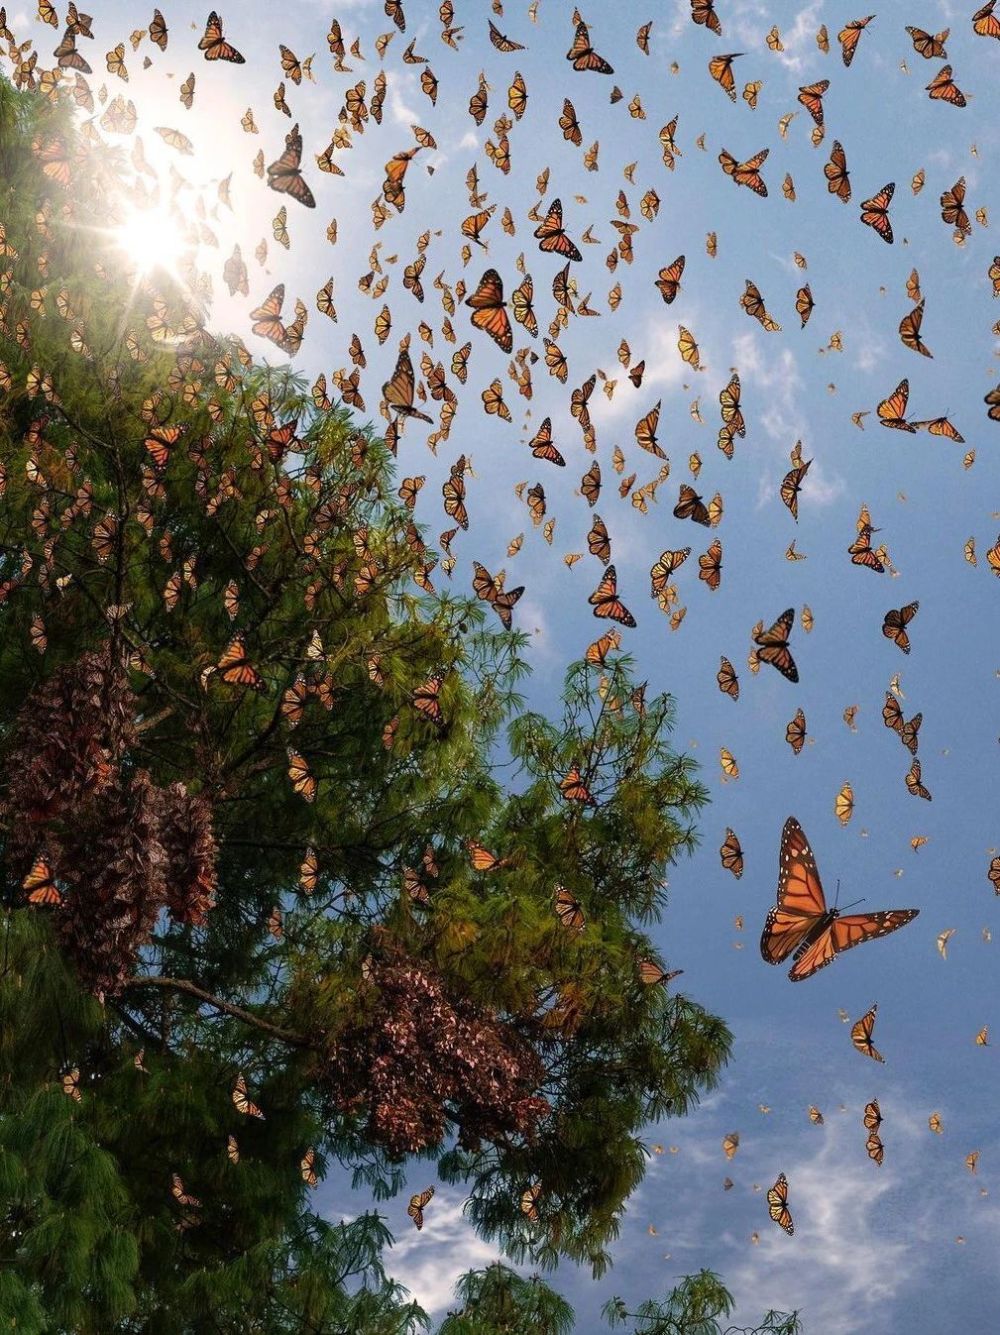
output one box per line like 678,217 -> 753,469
6,0 -> 1000,1328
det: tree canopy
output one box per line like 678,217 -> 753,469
0,76 -> 740,1332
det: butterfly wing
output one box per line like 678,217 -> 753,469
761,817 -> 827,965
791,909 -> 919,982
465,269 -> 513,353
754,608 -> 798,682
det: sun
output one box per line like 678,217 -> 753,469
113,206 -> 188,279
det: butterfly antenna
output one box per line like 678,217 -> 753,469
840,896 -> 867,912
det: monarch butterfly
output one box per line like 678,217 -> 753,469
287,748 -> 317,803
413,675 -> 444,727
824,140 -> 851,202
543,339 -> 568,384
794,284 -> 814,328
199,10 -> 244,62
761,817 -> 918,982
877,378 -> 914,431
481,379 -> 511,421
54,30 -> 92,73
708,52 -> 742,101
767,1173 -> 793,1235
267,123 -> 316,209
780,460 -> 811,521
719,146 -> 768,196
974,0 -> 1000,37
691,0 -> 722,34
232,1072 -> 265,1119
851,1004 -> 885,1062
987,385 -> 1000,422
382,349 -> 433,424
511,275 -> 537,338
465,269 -> 512,353
882,693 -> 922,755
407,1186 -> 434,1230
785,708 -> 807,756
926,64 -> 966,107
520,1182 -> 542,1221
673,484 -> 711,527
585,630 -> 620,665
589,566 -> 636,628
555,885 -> 586,931
906,25 -> 949,58
31,134 -> 72,187
566,20 -> 613,73
797,79 -> 829,125
527,418 -> 565,466
722,1131 -> 739,1161
106,42 -> 129,81
742,80 -> 762,109
533,199 -> 582,262
898,301 -> 933,357
655,256 -> 685,305
450,343 -> 471,384
250,284 -> 287,346
913,415 -> 964,442
651,548 -> 691,597
860,181 -> 895,243
720,828 -> 744,879
559,97 -> 583,146
905,758 -> 932,801
867,1130 -> 884,1166
144,424 -> 184,469
940,177 -> 971,235
741,280 -> 781,332
467,839 -> 511,873
838,14 -> 875,66
698,539 -> 722,591
715,655 -> 739,703
472,562 -> 523,630
882,601 -> 918,654
217,635 -> 264,691
753,608 -> 798,683
928,1110 -> 942,1134
587,515 -> 611,564
24,854 -> 60,905
719,748 -> 740,781
677,326 -> 702,369
635,402 -> 665,458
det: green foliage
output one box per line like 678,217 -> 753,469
604,1271 -> 802,1335
437,1263 -> 574,1335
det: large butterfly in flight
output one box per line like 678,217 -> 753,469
761,817 -> 919,981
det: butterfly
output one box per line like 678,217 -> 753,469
555,884 -> 587,930
589,566 -> 636,628
708,53 -> 742,101
780,460 -> 811,520
655,255 -> 685,304
860,182 -> 895,243
851,1003 -> 885,1063
533,199 -> 582,262
838,14 -> 875,66
472,561 -> 523,630
899,301 -> 932,357
698,540 -> 722,591
905,758 -> 932,801
716,655 -> 739,701
673,484 -> 711,527
926,64 -> 966,107
527,418 -> 565,466
691,0 -> 722,34
287,748 -> 317,803
795,285 -> 814,328
720,828 -> 744,879
767,1173 -> 794,1235
741,280 -> 781,332
797,79 -> 829,125
267,123 -> 316,208
973,0 -> 1000,38
465,269 -> 512,353
785,708 -> 807,756
882,601 -> 918,654
719,147 -> 768,196
877,378 -> 915,431
883,693 -> 922,755
761,817 -> 919,981
824,140 -> 851,202
638,959 -> 682,987
199,10 -> 244,62
940,177 -> 971,236
217,635 -> 264,691
753,609 -> 798,683
250,284 -> 288,346
232,1072 -> 264,1118
848,525 -> 885,573
566,20 -> 613,74
23,853 -> 61,905
383,349 -> 433,424
906,25 -> 949,58
520,1182 -> 542,1221
407,1186 -> 435,1230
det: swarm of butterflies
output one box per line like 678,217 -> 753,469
4,0 -> 1000,1249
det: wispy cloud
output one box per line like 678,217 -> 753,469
387,1193 -> 501,1316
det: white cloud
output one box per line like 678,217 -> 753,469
387,1192 -> 501,1316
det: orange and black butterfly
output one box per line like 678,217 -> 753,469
655,255 -> 685,304
566,20 -> 613,74
940,177 -> 971,235
472,561 -> 523,630
527,418 -> 565,466
780,460 -> 811,522
698,539 -> 722,591
720,827 -> 743,879
650,547 -> 690,597
906,25 -> 949,58
824,140 -> 851,202
767,1173 -> 793,1235
926,64 -> 966,107
797,79 -> 829,125
882,601 -> 918,654
860,181 -> 894,243
785,708 -> 807,756
883,693 -> 922,754
899,301 -> 933,357
851,1003 -> 884,1063
973,0 -> 1000,38
849,525 -> 885,573
250,284 -> 287,345
717,655 -> 739,701
407,1186 -> 434,1230
709,53 -> 742,101
533,199 -> 582,262
287,748 -> 317,803
217,635 -> 264,691
413,675 -> 444,727
877,378 -> 915,431
144,424 -> 185,469
905,758 -> 932,801
199,10 -> 245,63
24,853 -> 61,905
232,1072 -> 265,1118
559,98 -> 583,146
442,465 -> 468,530
383,148 -> 421,211
589,565 -> 636,628
795,285 -> 814,327
673,484 -> 711,527
691,0 -> 721,35
383,348 -> 433,424
838,14 -> 875,66
986,385 -> 1000,422
267,123 -> 316,208
488,19 -> 525,52
912,415 -> 964,442
465,269 -> 512,353
719,146 -> 768,196
559,764 -> 595,807
761,816 -> 918,981
753,609 -> 798,682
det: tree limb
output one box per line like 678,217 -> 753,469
120,975 -> 315,1049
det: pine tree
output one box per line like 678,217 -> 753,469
0,76 -> 732,1331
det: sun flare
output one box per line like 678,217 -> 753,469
113,206 -> 187,279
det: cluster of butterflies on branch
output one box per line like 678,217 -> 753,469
3,0 -> 1000,1248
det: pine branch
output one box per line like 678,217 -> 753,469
120,975 -> 313,1049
